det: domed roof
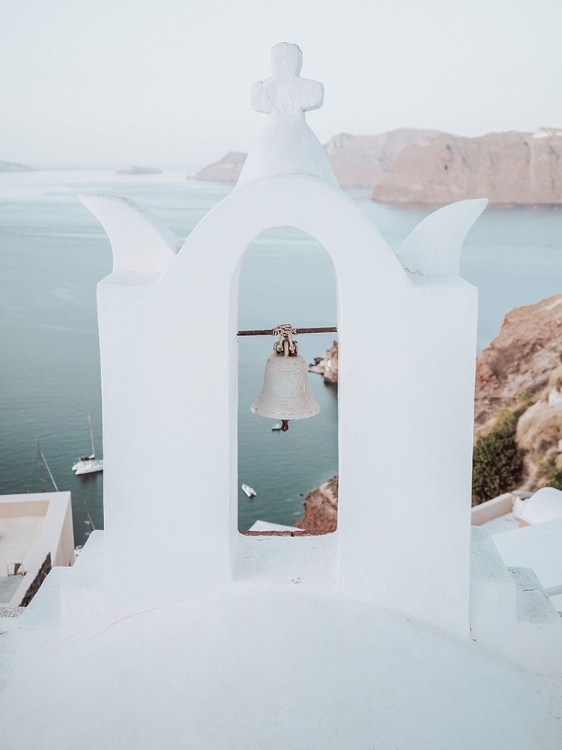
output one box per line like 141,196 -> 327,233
2,590 -> 561,749
521,486 -> 562,525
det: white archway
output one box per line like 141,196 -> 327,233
236,225 -> 339,534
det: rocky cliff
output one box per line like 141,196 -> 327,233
372,130 -> 562,206
192,129 -> 442,187
516,365 -> 562,487
323,129 -> 442,188
0,160 -> 34,172
475,295 -> 562,436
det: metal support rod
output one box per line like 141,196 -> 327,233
237,326 -> 338,337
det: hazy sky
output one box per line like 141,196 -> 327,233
1,0 -> 560,169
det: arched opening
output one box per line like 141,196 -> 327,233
237,226 -> 338,534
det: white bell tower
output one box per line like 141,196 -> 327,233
5,44 -> 562,750
82,42 -> 484,636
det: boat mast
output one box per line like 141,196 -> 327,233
84,501 -> 96,533
37,439 -> 59,492
37,440 -> 46,492
88,414 -> 95,459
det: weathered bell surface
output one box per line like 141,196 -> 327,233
251,352 -> 321,420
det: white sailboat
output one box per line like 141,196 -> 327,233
72,415 -> 103,475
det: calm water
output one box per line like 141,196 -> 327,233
1,170 -> 561,543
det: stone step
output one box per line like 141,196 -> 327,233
509,567 -> 562,626
470,527 -> 562,675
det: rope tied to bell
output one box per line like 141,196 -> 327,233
273,324 -> 298,356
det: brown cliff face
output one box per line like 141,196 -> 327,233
516,365 -> 562,487
372,131 -> 562,207
295,476 -> 338,533
192,129 -> 442,187
323,129 -> 442,188
475,295 -> 562,436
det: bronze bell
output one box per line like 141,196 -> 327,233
251,324 -> 320,431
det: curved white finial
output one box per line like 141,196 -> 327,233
397,199 -> 488,277
80,194 -> 179,283
237,43 -> 338,189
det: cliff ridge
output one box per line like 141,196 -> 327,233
193,129 -> 442,187
372,130 -> 562,206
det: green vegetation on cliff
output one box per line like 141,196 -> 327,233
472,410 -> 525,504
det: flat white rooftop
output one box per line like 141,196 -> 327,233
0,492 -> 74,607
0,515 -> 44,577
481,512 -> 518,534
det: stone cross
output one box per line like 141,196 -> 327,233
251,42 -> 324,117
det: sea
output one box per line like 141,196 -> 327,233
1,170 -> 562,545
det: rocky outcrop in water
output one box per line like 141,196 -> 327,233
0,160 -> 35,172
295,476 -> 338,533
192,129 -> 442,187
309,340 -> 338,383
372,129 -> 562,207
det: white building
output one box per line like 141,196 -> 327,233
0,43 -> 561,749
0,492 -> 74,608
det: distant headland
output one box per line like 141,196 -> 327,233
191,129 -> 440,188
192,127 -> 562,207
0,160 -> 35,173
114,166 -> 162,175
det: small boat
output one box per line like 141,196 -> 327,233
241,483 -> 257,498
272,422 -> 283,431
73,415 -> 103,475
75,459 -> 104,476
